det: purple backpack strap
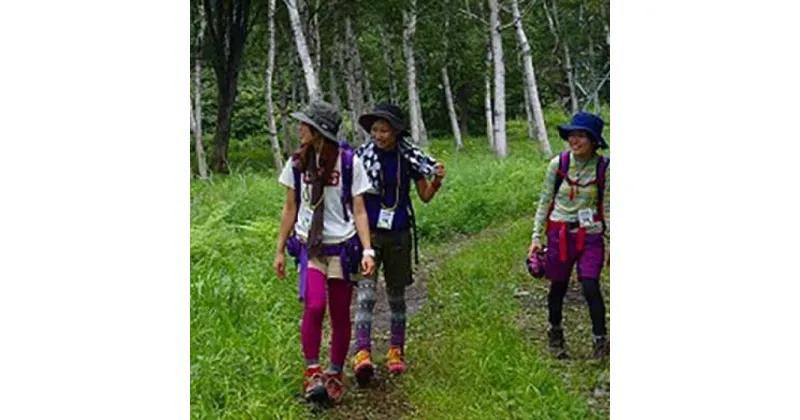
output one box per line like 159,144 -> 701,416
596,156 -> 609,228
339,141 -> 354,222
553,151 -> 571,196
292,164 -> 301,221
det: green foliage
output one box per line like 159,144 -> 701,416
191,0 -> 610,145
190,119 -> 611,418
405,219 -> 607,419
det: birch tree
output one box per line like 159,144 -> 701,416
284,0 -> 321,102
379,24 -> 399,103
489,0 -> 507,157
442,67 -> 463,150
545,0 -> 579,115
403,0 -> 427,146
484,27 -> 495,150
510,0 -> 552,158
193,0 -> 208,179
265,0 -> 283,170
344,18 -> 366,143
440,12 -> 463,150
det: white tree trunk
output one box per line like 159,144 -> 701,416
588,34 -> 600,112
313,0 -> 321,73
328,66 -> 341,109
347,21 -> 373,110
523,84 -> 535,139
563,42 -> 579,115
193,4 -> 208,180
489,0 -> 507,157
190,100 -> 196,133
291,74 -> 297,107
338,39 -> 358,141
380,25 -> 398,103
344,19 -> 366,143
485,74 -> 494,150
403,0 -> 427,146
284,0 -> 321,102
545,0 -> 578,115
266,0 -> 283,171
585,0 -> 601,112
601,0 -> 609,46
279,84 -> 292,153
441,66 -> 463,150
484,38 -> 495,150
363,67 -> 375,110
329,62 -> 346,140
481,1 -> 494,150
511,0 -> 552,158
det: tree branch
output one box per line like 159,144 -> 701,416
457,8 -> 488,26
575,79 -> 588,97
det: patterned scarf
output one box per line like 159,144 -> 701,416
304,149 -> 325,258
355,136 -> 438,194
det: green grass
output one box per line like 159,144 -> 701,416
404,219 -> 609,419
190,115 -> 610,419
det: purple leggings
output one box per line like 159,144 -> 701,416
301,268 -> 353,367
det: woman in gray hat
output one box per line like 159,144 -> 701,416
274,100 -> 376,406
350,103 -> 446,385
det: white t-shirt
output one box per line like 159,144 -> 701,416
278,151 -> 371,244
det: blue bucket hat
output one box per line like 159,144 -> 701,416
557,112 -> 608,149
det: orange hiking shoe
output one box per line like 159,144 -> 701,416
352,350 -> 375,387
303,365 -> 328,405
323,371 -> 345,404
386,346 -> 406,374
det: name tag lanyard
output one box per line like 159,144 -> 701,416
380,151 -> 401,211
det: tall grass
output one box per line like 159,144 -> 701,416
190,112 -> 610,418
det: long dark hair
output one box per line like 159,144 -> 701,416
292,126 -> 339,182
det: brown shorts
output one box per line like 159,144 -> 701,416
307,255 -> 344,279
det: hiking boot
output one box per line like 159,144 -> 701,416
352,349 -> 375,387
548,327 -> 569,359
387,346 -> 407,374
303,365 -> 329,405
592,336 -> 609,360
323,371 -> 345,404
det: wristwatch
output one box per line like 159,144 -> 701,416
363,248 -> 376,258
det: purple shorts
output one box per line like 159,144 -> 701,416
545,229 -> 605,282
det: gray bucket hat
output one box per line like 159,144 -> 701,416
290,100 -> 341,142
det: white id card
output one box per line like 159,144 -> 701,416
377,209 -> 395,229
299,206 -> 314,230
578,209 -> 595,228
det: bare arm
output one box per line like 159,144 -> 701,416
352,194 -> 375,276
415,163 -> 446,203
275,187 -> 297,254
352,195 -> 372,250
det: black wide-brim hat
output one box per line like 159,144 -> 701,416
358,103 -> 410,137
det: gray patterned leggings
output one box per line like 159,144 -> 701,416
354,276 -> 407,352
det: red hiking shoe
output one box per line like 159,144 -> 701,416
303,365 -> 328,405
323,371 -> 345,404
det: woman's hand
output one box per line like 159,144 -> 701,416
433,162 -> 446,180
274,253 -> 286,279
528,242 -> 542,258
361,255 -> 375,276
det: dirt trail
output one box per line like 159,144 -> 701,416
321,228 -> 506,420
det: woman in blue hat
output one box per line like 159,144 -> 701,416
528,111 -> 610,359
